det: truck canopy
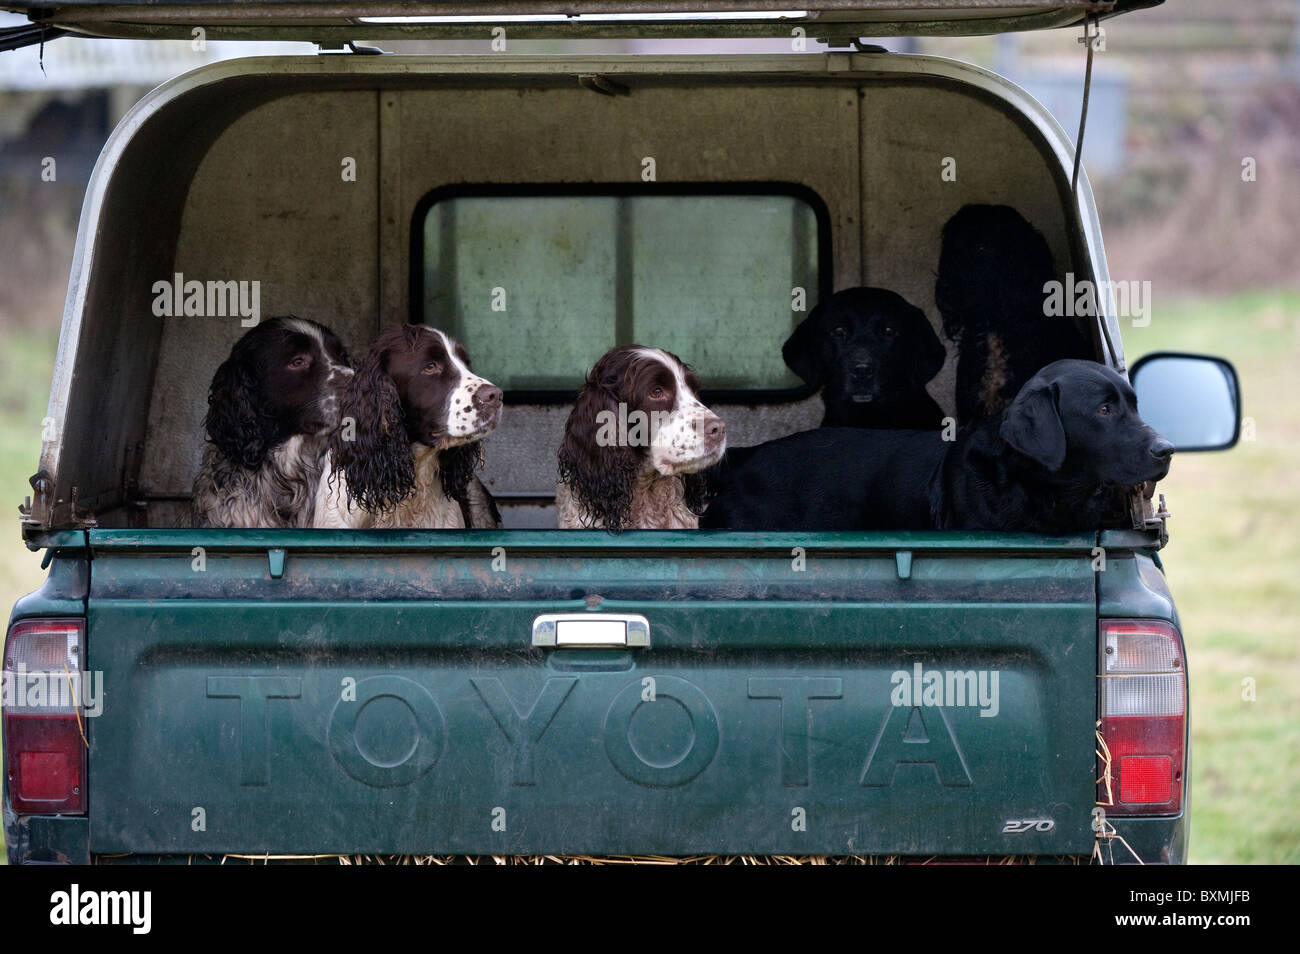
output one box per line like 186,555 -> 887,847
23,52 -> 1118,532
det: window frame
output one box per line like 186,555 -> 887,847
409,181 -> 834,405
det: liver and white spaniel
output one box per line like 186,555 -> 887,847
191,316 -> 352,528
557,346 -> 726,530
314,324 -> 503,529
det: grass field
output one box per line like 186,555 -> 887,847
0,322 -> 57,865
0,291 -> 1296,864
1122,290 -> 1300,864
0,322 -> 57,611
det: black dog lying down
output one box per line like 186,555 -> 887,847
701,360 -> 1173,533
783,287 -> 947,429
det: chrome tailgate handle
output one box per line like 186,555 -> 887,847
532,613 -> 650,648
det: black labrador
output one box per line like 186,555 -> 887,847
935,204 -> 1093,425
783,287 -> 948,429
701,360 -> 1173,533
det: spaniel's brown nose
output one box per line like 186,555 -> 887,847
474,385 -> 503,409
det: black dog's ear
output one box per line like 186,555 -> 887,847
557,377 -> 640,531
330,348 -> 414,512
205,342 -> 276,470
1000,380 -> 1067,472
782,303 -> 829,387
681,471 -> 710,516
438,442 -> 483,504
906,307 -> 948,390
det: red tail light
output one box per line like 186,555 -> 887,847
1097,620 -> 1186,815
3,619 -> 88,814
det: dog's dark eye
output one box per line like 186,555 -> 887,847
882,325 -> 896,336
423,362 -> 442,375
649,386 -> 667,400
287,354 -> 310,371
832,327 -> 848,342
1098,403 -> 1112,416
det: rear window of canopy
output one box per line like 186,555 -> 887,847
415,185 -> 829,398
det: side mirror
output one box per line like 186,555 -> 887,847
1129,352 -> 1241,452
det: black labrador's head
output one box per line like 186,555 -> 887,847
999,359 -> 1174,486
783,287 -> 946,412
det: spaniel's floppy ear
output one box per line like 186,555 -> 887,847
1000,379 -> 1066,472
782,302 -> 829,387
330,345 -> 414,512
558,365 -> 640,531
438,442 -> 484,505
205,340 -> 277,471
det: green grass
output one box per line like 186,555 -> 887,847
0,321 -> 57,864
0,324 -> 59,614
0,294 -> 1296,864
1123,289 -> 1300,864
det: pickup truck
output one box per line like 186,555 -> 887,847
3,1 -> 1241,864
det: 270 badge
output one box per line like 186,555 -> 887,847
1003,818 -> 1056,833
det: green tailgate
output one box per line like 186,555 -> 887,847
85,529 -> 1099,857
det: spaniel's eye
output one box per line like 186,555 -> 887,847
1098,403 -> 1112,416
882,325 -> 896,336
423,362 -> 441,375
649,386 -> 666,400
832,327 -> 848,342
287,354 -> 310,371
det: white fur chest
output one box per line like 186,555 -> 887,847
556,472 -> 698,530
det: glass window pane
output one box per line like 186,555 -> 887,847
419,191 -> 822,392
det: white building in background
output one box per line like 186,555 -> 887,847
0,11 -> 313,178
0,12 -> 311,92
